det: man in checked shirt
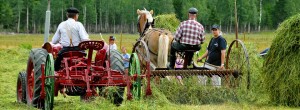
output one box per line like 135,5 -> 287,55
168,7 -> 205,69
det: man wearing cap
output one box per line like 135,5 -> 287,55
197,24 -> 227,86
52,7 -> 90,71
168,7 -> 205,69
198,24 -> 226,69
108,36 -> 117,50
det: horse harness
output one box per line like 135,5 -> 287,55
137,13 -> 170,57
142,28 -> 170,56
137,14 -> 155,37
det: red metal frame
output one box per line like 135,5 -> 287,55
40,41 -> 130,99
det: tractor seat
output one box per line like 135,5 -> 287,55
62,51 -> 86,58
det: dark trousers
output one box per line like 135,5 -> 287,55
54,46 -> 81,71
169,42 -> 201,68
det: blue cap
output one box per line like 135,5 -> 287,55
188,7 -> 198,14
211,24 -> 219,30
109,36 -> 115,40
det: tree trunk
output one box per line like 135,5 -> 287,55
258,0 -> 262,32
72,0 -> 74,7
230,19 -> 232,33
33,21 -> 36,34
84,6 -> 86,27
61,8 -> 63,22
113,16 -> 115,34
17,10 -> 20,33
105,10 -> 109,32
88,24 -> 90,33
226,22 -> 229,34
132,21 -> 134,34
219,20 -> 222,31
244,23 -> 247,33
95,4 -> 98,33
26,5 -> 29,33
248,22 -> 251,33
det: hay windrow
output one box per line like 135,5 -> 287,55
263,14 -> 300,107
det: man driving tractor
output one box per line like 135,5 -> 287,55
51,7 -> 90,71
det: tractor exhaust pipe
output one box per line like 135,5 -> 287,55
44,0 -> 51,43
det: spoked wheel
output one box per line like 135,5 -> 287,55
17,71 -> 27,103
25,48 -> 49,109
128,53 -> 142,100
225,39 -> 250,90
127,40 -> 152,100
44,54 -> 55,110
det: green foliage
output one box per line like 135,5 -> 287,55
2,0 -> 300,33
172,0 -> 183,21
0,1 -> 14,28
263,14 -> 300,107
154,14 -> 180,32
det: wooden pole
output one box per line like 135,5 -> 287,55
120,30 -> 123,49
235,0 -> 239,47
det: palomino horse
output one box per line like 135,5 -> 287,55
136,9 -> 173,69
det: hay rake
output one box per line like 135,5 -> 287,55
128,39 -> 250,99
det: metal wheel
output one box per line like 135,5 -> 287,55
225,39 -> 250,90
128,53 -> 142,100
44,54 -> 55,110
131,40 -> 152,97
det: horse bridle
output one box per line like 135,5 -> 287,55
137,14 -> 155,37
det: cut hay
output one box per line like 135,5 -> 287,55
154,14 -> 180,32
263,14 -> 300,107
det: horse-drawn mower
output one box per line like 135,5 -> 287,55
129,39 -> 250,91
16,40 -> 144,109
130,9 -> 251,98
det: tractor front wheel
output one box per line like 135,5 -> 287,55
17,71 -> 27,103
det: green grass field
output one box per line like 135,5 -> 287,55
0,32 -> 297,110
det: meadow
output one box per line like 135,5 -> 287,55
0,32 -> 297,110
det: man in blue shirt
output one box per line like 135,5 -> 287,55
198,24 -> 226,68
197,24 -> 227,86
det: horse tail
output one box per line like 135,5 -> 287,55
157,33 -> 169,68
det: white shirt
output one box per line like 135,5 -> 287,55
109,43 -> 117,50
52,18 -> 89,47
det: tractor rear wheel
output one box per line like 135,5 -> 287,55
26,48 -> 48,109
107,49 -> 125,106
17,71 -> 27,103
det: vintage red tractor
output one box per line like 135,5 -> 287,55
16,40 -> 147,109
